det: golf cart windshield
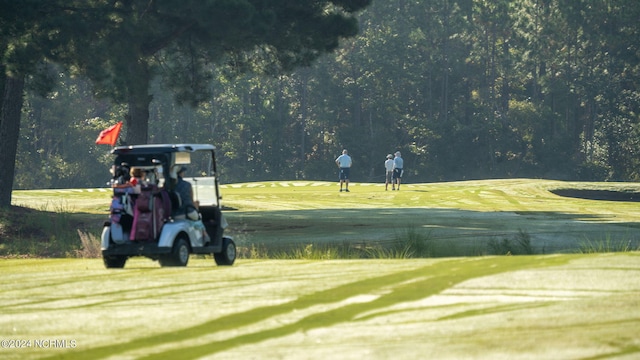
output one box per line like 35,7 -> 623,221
176,149 -> 220,207
111,144 -> 221,207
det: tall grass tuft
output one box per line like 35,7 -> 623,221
74,230 -> 102,258
257,242 -> 364,260
367,226 -> 433,259
487,230 -> 535,255
578,234 -> 639,253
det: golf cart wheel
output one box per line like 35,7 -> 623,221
159,236 -> 190,267
214,237 -> 236,266
103,255 -> 127,269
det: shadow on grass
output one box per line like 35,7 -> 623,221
41,256 -> 571,360
551,189 -> 640,202
227,207 -> 640,256
3,201 -> 639,259
0,206 -> 104,258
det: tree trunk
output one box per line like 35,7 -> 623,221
0,74 -> 25,207
125,61 -> 152,145
126,97 -> 150,145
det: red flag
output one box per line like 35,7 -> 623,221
95,121 -> 123,146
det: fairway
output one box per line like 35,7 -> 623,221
4,179 -> 640,359
217,180 -> 640,255
1,254 -> 639,359
11,179 -> 640,255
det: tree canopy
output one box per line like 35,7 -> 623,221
41,0 -> 371,144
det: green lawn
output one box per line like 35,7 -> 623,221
219,180 -> 640,256
8,179 -> 640,257
9,179 -> 640,256
2,179 -> 640,359
1,254 -> 639,359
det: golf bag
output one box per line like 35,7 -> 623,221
130,186 -> 171,241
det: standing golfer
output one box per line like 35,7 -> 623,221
384,154 -> 394,190
392,151 -> 403,190
335,149 -> 352,192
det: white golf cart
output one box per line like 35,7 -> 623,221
101,144 -> 236,268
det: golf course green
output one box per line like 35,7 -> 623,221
2,179 -> 640,359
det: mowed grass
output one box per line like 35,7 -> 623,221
8,179 -> 640,257
1,255 -> 639,359
219,179 -> 640,256
2,179 -> 640,359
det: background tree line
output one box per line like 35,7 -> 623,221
1,0 -> 370,203
9,0 -> 640,189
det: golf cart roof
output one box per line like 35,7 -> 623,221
111,144 -> 215,155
